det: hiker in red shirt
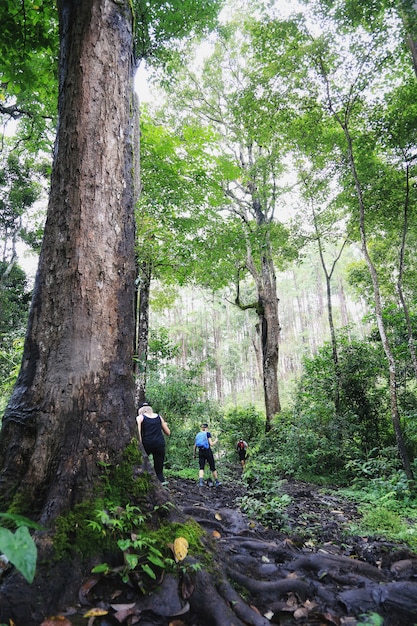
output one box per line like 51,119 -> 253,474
236,438 -> 248,469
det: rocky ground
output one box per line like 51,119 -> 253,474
41,467 -> 417,626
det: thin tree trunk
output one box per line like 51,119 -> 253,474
319,57 -> 413,480
311,202 -> 348,413
345,131 -> 413,480
400,0 -> 417,77
397,162 -> 417,379
135,260 -> 151,406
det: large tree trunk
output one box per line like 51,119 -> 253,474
0,0 -> 136,616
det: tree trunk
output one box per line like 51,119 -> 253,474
0,0 -> 136,615
400,0 -> 417,77
344,131 -> 413,481
258,254 -> 281,431
135,259 -> 151,406
397,162 -> 417,380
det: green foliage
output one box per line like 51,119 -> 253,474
357,614 -> 384,626
89,503 -> 170,587
146,364 -> 214,416
147,327 -> 180,371
218,405 -> 264,465
0,513 -> 41,583
0,0 -> 58,150
237,492 -> 291,531
0,263 -> 31,333
0,261 -> 31,416
96,441 -> 149,503
53,442 -> 151,559
133,0 -> 223,64
89,504 -> 203,590
280,334 -> 397,479
0,335 -> 24,418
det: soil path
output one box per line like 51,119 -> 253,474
40,472 -> 417,626
166,472 -> 417,626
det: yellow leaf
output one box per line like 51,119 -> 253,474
83,608 -> 108,617
214,513 -> 222,520
212,530 -> 221,539
173,537 -> 189,562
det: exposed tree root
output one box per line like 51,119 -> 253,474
2,476 -> 417,625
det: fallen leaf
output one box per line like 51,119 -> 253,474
285,593 -> 299,608
261,555 -> 270,563
212,530 -> 221,539
83,608 -> 108,617
110,603 -> 137,611
214,512 -> 222,520
294,607 -> 309,619
112,606 -> 138,623
169,621 -> 186,626
303,599 -> 317,610
173,537 -> 189,562
78,577 -> 100,604
323,611 -> 342,625
264,610 -> 274,620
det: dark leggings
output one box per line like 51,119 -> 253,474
144,444 -> 166,482
198,448 -> 216,472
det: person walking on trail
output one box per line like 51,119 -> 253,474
193,423 -> 221,487
136,402 -> 170,484
236,438 -> 248,469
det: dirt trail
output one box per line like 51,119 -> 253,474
33,473 -> 417,626
166,473 -> 417,625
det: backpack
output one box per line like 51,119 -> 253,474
237,440 -> 245,450
195,431 -> 209,449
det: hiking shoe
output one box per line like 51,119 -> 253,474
199,478 -> 204,487
215,480 -> 222,487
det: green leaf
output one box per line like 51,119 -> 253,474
147,553 -> 166,568
125,553 -> 139,569
141,563 -> 156,579
0,526 -> 37,583
0,512 -> 43,530
91,562 -> 110,574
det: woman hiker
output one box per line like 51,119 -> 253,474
137,402 -> 170,483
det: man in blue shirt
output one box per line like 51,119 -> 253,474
193,423 -> 221,487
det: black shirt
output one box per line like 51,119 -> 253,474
142,414 -> 165,448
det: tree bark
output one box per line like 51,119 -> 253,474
0,0 -> 136,523
235,249 -> 281,431
135,259 -> 151,406
259,254 -> 281,430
